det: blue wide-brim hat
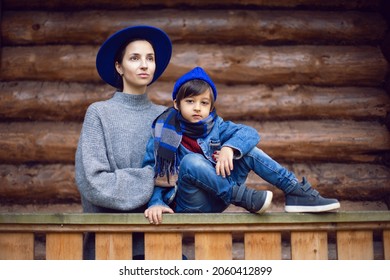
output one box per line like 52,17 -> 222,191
96,25 -> 172,88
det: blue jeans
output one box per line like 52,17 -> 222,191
174,147 -> 300,213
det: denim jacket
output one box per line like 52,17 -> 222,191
142,115 -> 260,208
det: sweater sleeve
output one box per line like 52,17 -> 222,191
75,105 -> 155,211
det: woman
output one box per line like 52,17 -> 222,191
75,25 -> 172,259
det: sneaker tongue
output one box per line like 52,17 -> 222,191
300,178 -> 312,191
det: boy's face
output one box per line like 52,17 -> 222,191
174,89 -> 212,123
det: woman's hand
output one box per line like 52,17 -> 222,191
214,146 -> 234,178
144,205 -> 174,225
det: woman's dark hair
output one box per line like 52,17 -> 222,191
175,79 -> 215,109
114,38 -> 155,91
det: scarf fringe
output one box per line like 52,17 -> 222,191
154,155 -> 179,184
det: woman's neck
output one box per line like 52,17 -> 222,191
122,84 -> 147,95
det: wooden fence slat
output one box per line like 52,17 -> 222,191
95,233 -> 132,260
0,233 -> 34,260
46,233 -> 83,260
144,232 -> 182,260
336,230 -> 374,260
244,232 -> 282,260
195,232 -> 232,260
291,231 -> 328,260
383,230 -> 390,260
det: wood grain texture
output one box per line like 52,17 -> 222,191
2,81 -> 388,122
2,10 -> 385,45
2,0 -> 382,10
0,45 -> 386,86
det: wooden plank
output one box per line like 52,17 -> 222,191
46,233 -> 83,260
244,232 -> 281,260
383,230 -> 390,260
1,222 -> 390,234
1,212 -> 390,226
247,120 -> 390,164
291,231 -> 328,260
144,232 -> 182,260
336,230 -> 374,260
195,232 -> 232,260
95,233 -> 132,260
0,233 -> 34,260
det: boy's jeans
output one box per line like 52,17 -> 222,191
175,147 -> 299,213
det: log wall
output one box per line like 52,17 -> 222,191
0,0 -> 389,212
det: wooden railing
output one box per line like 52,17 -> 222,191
0,211 -> 389,260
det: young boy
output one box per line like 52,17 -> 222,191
143,67 -> 340,224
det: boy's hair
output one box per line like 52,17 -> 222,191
175,79 -> 215,108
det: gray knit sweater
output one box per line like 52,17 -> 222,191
75,92 -> 166,259
75,92 -> 166,213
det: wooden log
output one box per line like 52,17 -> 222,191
0,122 -> 81,164
0,120 -> 388,164
2,10 -> 386,45
0,81 -> 113,121
0,45 -> 98,83
1,200 -> 386,213
246,163 -> 390,201
1,81 -> 389,122
0,164 -> 80,204
0,163 -> 388,204
149,83 -> 390,121
0,45 -> 387,86
2,0 -> 381,10
246,120 -> 390,164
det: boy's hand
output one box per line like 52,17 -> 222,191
214,146 -> 234,178
144,205 -> 174,225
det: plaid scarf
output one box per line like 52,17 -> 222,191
152,107 -> 217,181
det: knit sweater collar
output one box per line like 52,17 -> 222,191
112,91 -> 151,110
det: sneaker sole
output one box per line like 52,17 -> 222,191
284,202 -> 340,213
255,191 -> 273,214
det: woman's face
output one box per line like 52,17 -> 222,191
115,40 -> 156,94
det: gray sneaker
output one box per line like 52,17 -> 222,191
285,177 -> 340,212
232,184 -> 273,214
